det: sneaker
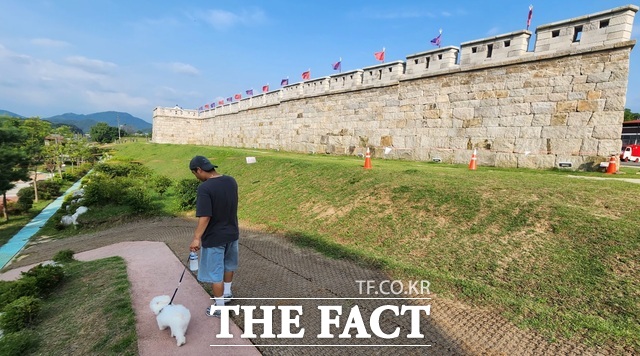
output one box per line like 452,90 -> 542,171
206,305 -> 221,318
223,294 -> 233,303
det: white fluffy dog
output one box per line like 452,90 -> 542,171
149,295 -> 191,346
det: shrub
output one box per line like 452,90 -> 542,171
0,278 -> 39,309
0,329 -> 40,356
175,178 -> 200,210
21,264 -> 64,297
94,162 -> 151,178
82,175 -> 135,206
53,249 -> 76,263
36,179 -> 62,200
62,162 -> 92,182
0,296 -> 41,332
152,175 -> 173,196
16,187 -> 34,212
123,186 -> 155,214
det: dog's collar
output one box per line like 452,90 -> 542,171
158,303 -> 172,313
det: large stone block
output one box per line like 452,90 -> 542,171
592,125 -> 622,139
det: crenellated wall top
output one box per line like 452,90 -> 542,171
156,5 -> 637,118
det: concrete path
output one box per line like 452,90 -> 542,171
0,241 -> 260,356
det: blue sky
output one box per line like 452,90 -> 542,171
0,1 -> 638,123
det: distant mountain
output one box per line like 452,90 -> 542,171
44,111 -> 152,134
0,109 -> 152,134
0,110 -> 25,118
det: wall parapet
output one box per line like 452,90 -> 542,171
153,5 -> 638,170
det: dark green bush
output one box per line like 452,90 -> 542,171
0,329 -> 40,356
0,296 -> 42,332
36,179 -> 62,200
0,277 -> 39,309
53,249 -> 76,263
94,162 -> 151,178
16,186 -> 34,212
21,264 -> 64,297
82,175 -> 135,206
123,186 -> 155,214
152,175 -> 173,196
175,178 -> 200,210
62,162 -> 92,182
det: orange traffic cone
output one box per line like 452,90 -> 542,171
363,147 -> 372,169
605,155 -> 616,174
468,149 -> 477,170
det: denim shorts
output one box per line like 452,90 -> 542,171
197,240 -> 239,283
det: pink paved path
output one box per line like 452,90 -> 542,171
0,241 -> 261,356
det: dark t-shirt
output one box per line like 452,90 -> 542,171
195,175 -> 239,248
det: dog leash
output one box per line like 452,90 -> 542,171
169,254 -> 190,305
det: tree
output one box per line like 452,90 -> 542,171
42,126 -> 74,179
89,122 -> 119,143
624,108 -> 640,122
0,125 -> 29,221
19,118 -> 52,202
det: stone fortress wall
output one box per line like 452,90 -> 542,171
153,5 -> 638,169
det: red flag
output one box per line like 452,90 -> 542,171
527,5 -> 533,30
218,100 -> 224,105
262,84 -> 269,92
234,93 -> 242,100
302,70 -> 310,80
204,104 -> 209,109
374,48 -> 385,62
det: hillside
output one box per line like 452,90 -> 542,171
44,111 -> 151,134
0,109 -> 24,118
0,109 -> 151,134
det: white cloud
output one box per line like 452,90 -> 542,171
155,62 -> 200,76
30,38 -> 70,48
0,44 -> 152,119
198,8 -> 267,31
65,56 -> 117,74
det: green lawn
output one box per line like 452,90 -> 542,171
111,142 -> 639,351
6,141 -> 638,352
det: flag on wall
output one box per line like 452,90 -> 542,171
246,89 -> 254,96
210,102 -> 216,108
302,70 -> 310,80
262,84 -> 270,92
218,100 -> 224,105
198,106 -> 203,112
374,48 -> 385,62
332,58 -> 342,71
234,93 -> 242,100
226,97 -> 232,102
204,104 -> 210,109
430,29 -> 442,47
281,78 -> 289,86
527,5 -> 533,30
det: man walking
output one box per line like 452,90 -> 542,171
188,155 -> 239,317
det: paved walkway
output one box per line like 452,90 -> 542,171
1,217 -> 614,355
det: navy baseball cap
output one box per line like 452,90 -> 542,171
189,155 -> 218,171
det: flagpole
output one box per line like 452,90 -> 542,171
339,57 -> 342,73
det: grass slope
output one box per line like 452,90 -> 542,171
110,142 -> 640,351
32,257 -> 137,355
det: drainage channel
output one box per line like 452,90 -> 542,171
0,178 -> 84,269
